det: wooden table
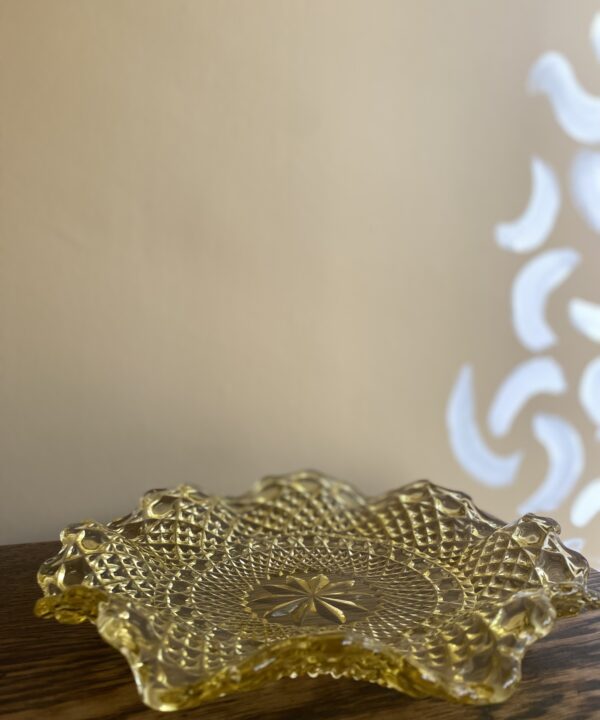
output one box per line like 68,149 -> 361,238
1,542 -> 599,719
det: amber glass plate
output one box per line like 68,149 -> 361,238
35,471 -> 600,711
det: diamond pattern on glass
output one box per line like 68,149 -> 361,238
35,471 -> 600,711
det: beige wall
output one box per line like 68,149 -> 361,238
1,1 -> 599,561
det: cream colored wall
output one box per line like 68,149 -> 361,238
1,1 -> 599,559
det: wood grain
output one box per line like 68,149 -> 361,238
0,542 -> 598,719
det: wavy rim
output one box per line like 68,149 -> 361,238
34,472 -> 600,710
35,583 -> 556,709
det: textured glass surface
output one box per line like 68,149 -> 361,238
35,471 -> 600,711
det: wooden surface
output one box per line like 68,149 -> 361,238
0,542 -> 599,720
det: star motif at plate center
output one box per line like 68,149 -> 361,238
248,573 -> 377,626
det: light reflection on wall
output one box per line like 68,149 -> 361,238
447,14 -> 600,557
511,248 -> 580,352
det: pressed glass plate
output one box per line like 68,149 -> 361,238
35,471 -> 600,711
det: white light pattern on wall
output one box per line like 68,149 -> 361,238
517,414 -> 585,515
570,150 -> 600,232
529,51 -> 600,144
494,158 -> 560,253
447,366 -> 523,487
487,357 -> 566,438
511,248 -> 580,352
447,14 -> 600,557
571,479 -> 600,527
580,358 -> 600,439
569,298 -> 600,343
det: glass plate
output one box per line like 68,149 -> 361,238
35,471 -> 600,711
